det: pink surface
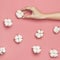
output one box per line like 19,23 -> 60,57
0,0 -> 60,60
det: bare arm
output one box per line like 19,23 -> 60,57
22,6 -> 60,20
44,13 -> 60,20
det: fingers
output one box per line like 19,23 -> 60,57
21,6 -> 38,19
21,6 -> 36,12
21,6 -> 35,18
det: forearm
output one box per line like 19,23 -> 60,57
43,13 -> 60,20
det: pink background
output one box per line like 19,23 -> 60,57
0,0 -> 60,60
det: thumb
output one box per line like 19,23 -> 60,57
23,15 -> 33,18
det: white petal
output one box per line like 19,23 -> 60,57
15,34 -> 23,40
1,48 -> 6,53
35,33 -> 41,38
37,30 -> 41,33
18,35 -> 23,38
8,22 -> 12,26
15,38 -> 23,43
15,36 -> 19,39
37,49 -> 41,53
0,47 -> 6,55
50,50 -> 53,53
53,49 -> 58,53
50,54 -> 54,57
37,30 -> 44,33
33,49 -> 37,53
40,34 -> 44,37
36,46 -> 41,49
54,54 -> 58,57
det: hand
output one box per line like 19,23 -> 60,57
22,6 -> 46,19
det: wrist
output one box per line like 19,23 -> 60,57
42,14 -> 48,19
39,13 -> 48,19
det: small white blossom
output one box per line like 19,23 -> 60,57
4,19 -> 13,27
32,45 -> 41,54
0,47 -> 6,55
35,29 -> 44,38
53,26 -> 60,34
49,49 -> 58,58
14,34 -> 23,44
16,10 -> 24,18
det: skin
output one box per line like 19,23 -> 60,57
22,6 -> 60,20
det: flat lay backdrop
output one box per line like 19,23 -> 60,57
0,0 -> 60,60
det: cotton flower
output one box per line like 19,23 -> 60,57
35,29 -> 44,38
14,34 -> 23,44
32,45 -> 41,54
53,26 -> 60,34
49,49 -> 58,58
16,10 -> 24,18
4,19 -> 13,27
0,47 -> 6,55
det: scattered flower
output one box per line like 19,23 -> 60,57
32,45 -> 41,54
4,18 -> 13,27
35,29 -> 44,38
16,10 -> 24,18
14,34 -> 23,44
53,26 -> 60,34
49,49 -> 58,58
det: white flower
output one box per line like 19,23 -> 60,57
0,47 -> 6,55
16,10 -> 24,18
32,45 -> 41,54
4,19 -> 13,27
35,29 -> 44,38
49,49 -> 58,58
53,26 -> 60,34
14,34 -> 23,44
